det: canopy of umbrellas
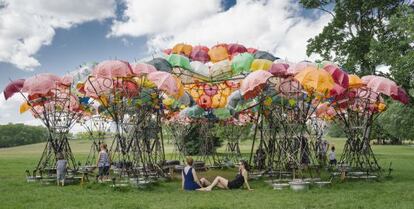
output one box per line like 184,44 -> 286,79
3,43 -> 410,128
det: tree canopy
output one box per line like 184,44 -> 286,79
0,124 -> 47,148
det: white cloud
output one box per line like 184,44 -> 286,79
0,0 -> 116,70
110,0 -> 331,62
0,95 -> 42,126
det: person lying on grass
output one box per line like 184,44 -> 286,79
197,160 -> 253,191
182,157 -> 208,191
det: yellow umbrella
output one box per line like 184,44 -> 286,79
348,74 -> 365,89
208,46 -> 228,63
172,43 -> 192,56
19,102 -> 31,114
251,59 -> 273,71
294,67 -> 335,95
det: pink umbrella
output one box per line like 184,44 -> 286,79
247,48 -> 258,54
193,45 -> 209,53
84,77 -> 113,98
60,74 -> 73,87
269,63 -> 289,78
240,70 -> 273,100
92,60 -> 132,78
287,61 -> 315,75
323,65 -> 349,88
227,43 -> 247,55
361,75 -> 398,97
147,71 -> 179,97
278,77 -> 302,98
329,83 -> 346,97
316,103 -> 336,118
190,48 -> 210,63
22,73 -> 62,95
3,79 -> 25,100
131,63 -> 157,76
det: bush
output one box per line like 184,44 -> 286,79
0,123 -> 47,148
183,123 -> 222,155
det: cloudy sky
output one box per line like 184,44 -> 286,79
0,0 -> 331,126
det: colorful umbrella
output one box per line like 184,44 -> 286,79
3,79 -> 25,100
391,87 -> 410,104
240,70 -> 273,100
171,43 -> 192,57
190,47 -> 210,63
269,63 -> 289,78
131,63 -> 157,76
348,74 -> 365,89
362,75 -> 398,97
287,61 -> 315,75
294,67 -> 335,95
147,58 -> 172,72
251,59 -> 273,71
22,73 -> 62,95
231,53 -> 254,74
190,61 -> 209,78
253,51 -> 278,61
209,60 -> 231,78
92,60 -> 132,78
84,77 -> 113,99
167,54 -> 192,70
147,71 -> 180,97
323,65 -> 349,88
208,46 -> 229,63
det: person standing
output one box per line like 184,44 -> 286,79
56,152 -> 67,186
96,143 -> 110,182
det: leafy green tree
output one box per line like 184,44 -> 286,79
0,123 -> 47,147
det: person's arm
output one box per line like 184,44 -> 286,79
192,169 -> 203,187
96,152 -> 101,167
242,170 -> 253,191
181,171 -> 185,190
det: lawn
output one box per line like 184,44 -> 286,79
0,138 -> 413,209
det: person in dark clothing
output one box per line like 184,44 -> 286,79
198,160 -> 253,191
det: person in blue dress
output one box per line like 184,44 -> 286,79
181,157 -> 206,191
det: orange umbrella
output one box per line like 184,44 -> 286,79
172,43 -> 192,57
294,67 -> 335,95
348,74 -> 365,89
208,46 -> 229,63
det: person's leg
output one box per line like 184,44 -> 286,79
200,176 -> 228,191
200,178 -> 211,187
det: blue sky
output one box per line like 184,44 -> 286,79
0,0 -> 330,125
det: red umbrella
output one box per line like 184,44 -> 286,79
240,70 -> 273,100
3,79 -> 25,100
247,48 -> 258,54
190,48 -> 210,63
323,65 -> 349,88
227,43 -> 247,55
391,87 -> 410,104
193,45 -> 209,53
92,60 -> 132,78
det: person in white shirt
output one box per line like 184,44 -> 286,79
329,146 -> 337,166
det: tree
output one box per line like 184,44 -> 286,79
0,124 -> 48,147
300,0 -> 414,100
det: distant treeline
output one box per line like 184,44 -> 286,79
0,124 -> 48,148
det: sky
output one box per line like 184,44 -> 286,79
0,0 -> 331,127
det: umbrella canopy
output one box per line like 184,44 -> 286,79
190,61 -> 209,78
147,58 -> 172,72
362,75 -> 398,97
131,63 -> 157,76
269,63 -> 289,78
251,59 -> 273,71
323,65 -> 349,88
171,43 -> 192,56
391,87 -> 410,104
210,60 -> 231,78
253,51 -> 278,61
92,60 -> 132,78
247,48 -> 258,54
167,54 -> 192,70
231,53 -> 254,74
240,70 -> 273,100
348,74 -> 365,89
226,90 -> 243,110
147,71 -> 180,97
208,46 -> 229,63
294,67 -> 335,95
84,77 -> 113,99
287,61 -> 315,75
60,75 -> 73,86
3,79 -> 25,100
227,43 -> 247,55
190,47 -> 210,63
22,73 -> 62,95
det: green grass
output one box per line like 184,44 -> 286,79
1,138 -> 414,209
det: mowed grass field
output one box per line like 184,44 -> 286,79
0,138 -> 413,209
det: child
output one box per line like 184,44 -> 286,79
56,152 -> 67,186
96,143 -> 110,182
329,146 -> 337,166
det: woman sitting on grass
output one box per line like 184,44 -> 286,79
198,160 -> 253,191
182,157 -> 207,191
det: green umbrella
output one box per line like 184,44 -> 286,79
231,52 -> 254,74
167,54 -> 192,70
